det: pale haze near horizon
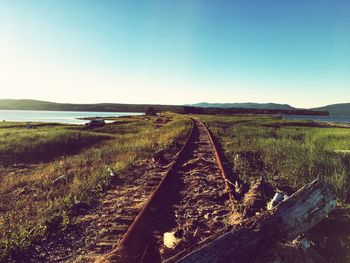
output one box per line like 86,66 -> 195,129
0,1 -> 349,108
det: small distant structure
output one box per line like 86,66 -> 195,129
145,107 -> 158,116
275,114 -> 283,119
85,119 -> 105,128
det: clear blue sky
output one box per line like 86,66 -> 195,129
0,0 -> 349,107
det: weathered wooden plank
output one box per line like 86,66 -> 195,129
172,179 -> 336,263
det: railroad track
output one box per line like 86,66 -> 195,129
101,118 -> 235,263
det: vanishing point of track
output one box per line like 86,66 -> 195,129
110,118 -> 234,262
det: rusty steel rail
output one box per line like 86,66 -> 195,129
112,117 -> 235,260
198,119 -> 236,205
115,117 -> 195,250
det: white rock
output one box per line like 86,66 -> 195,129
163,232 -> 180,249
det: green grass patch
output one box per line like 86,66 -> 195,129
0,114 -> 191,260
0,125 -> 111,166
198,115 -> 350,200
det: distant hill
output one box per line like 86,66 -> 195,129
191,102 -> 295,110
311,103 -> 350,117
191,102 -> 350,117
0,99 -> 329,116
0,99 -> 184,113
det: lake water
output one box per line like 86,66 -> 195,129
0,110 -> 142,124
284,115 -> 350,124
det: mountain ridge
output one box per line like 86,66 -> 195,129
190,102 -> 296,110
190,102 -> 350,116
311,103 -> 350,117
0,99 -> 184,113
0,99 -> 343,116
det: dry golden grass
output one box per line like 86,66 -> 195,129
0,113 -> 191,260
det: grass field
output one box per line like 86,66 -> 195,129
199,115 -> 350,200
199,114 -> 350,262
0,114 -> 191,260
0,123 -> 111,166
2,113 -> 350,261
